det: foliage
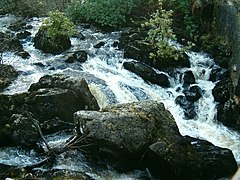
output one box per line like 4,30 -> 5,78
0,0 -> 15,15
143,0 -> 188,61
40,11 -> 76,40
66,0 -> 144,27
169,0 -> 201,41
0,0 -> 72,17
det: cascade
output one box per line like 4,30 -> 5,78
0,15 -> 239,178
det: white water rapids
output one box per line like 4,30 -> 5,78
0,15 -> 239,178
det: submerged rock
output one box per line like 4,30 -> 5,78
74,100 -> 237,179
183,70 -> 195,86
183,85 -> 203,102
65,50 -> 88,63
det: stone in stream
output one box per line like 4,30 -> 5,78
65,50 -> 88,63
123,61 -> 170,88
0,74 -> 100,147
212,79 -> 232,104
175,95 -> 197,119
34,29 -> 71,54
0,64 -> 19,91
28,74 -> 100,122
74,100 -> 237,179
183,85 -> 203,102
183,70 -> 195,86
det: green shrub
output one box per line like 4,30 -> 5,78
66,0 -> 144,27
40,11 -> 76,40
143,0 -> 188,61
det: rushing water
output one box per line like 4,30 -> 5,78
0,15 -> 240,178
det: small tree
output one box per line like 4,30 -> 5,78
34,11 -> 76,54
143,0 -> 188,61
41,10 -> 76,41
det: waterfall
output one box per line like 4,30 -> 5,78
0,15 -> 239,178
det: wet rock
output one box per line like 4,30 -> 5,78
123,41 -> 153,64
34,29 -> 71,54
209,68 -> 229,82
153,52 -> 191,70
145,141 -> 202,179
74,50 -> 88,63
28,74 -> 99,113
16,30 -> 31,39
27,88 -> 82,123
185,136 -> 238,179
123,61 -> 170,88
212,79 -> 232,104
72,31 -> 85,40
41,117 -> 75,134
74,101 -> 178,155
9,114 -> 39,147
183,70 -> 195,86
94,41 -> 105,48
217,101 -> 240,129
0,64 -> 19,91
183,85 -> 203,102
74,101 -> 237,179
175,95 -> 197,119
112,41 -> 119,47
65,51 -> 88,63
15,50 -> 30,59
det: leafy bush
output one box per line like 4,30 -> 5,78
143,0 -> 188,61
66,0 -> 144,27
40,11 -> 76,40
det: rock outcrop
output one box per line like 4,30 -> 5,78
0,74 -> 99,147
74,100 -> 237,179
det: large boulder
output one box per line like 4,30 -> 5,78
74,101 -> 237,179
0,74 -> 99,146
212,79 -> 232,104
123,61 -> 170,88
217,100 -> 240,129
0,64 -> 19,91
34,29 -> 71,54
183,70 -> 195,86
184,136 -> 238,179
28,74 -> 99,122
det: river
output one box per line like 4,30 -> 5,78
0,14 -> 239,179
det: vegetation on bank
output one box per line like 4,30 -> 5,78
0,0 -> 229,62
